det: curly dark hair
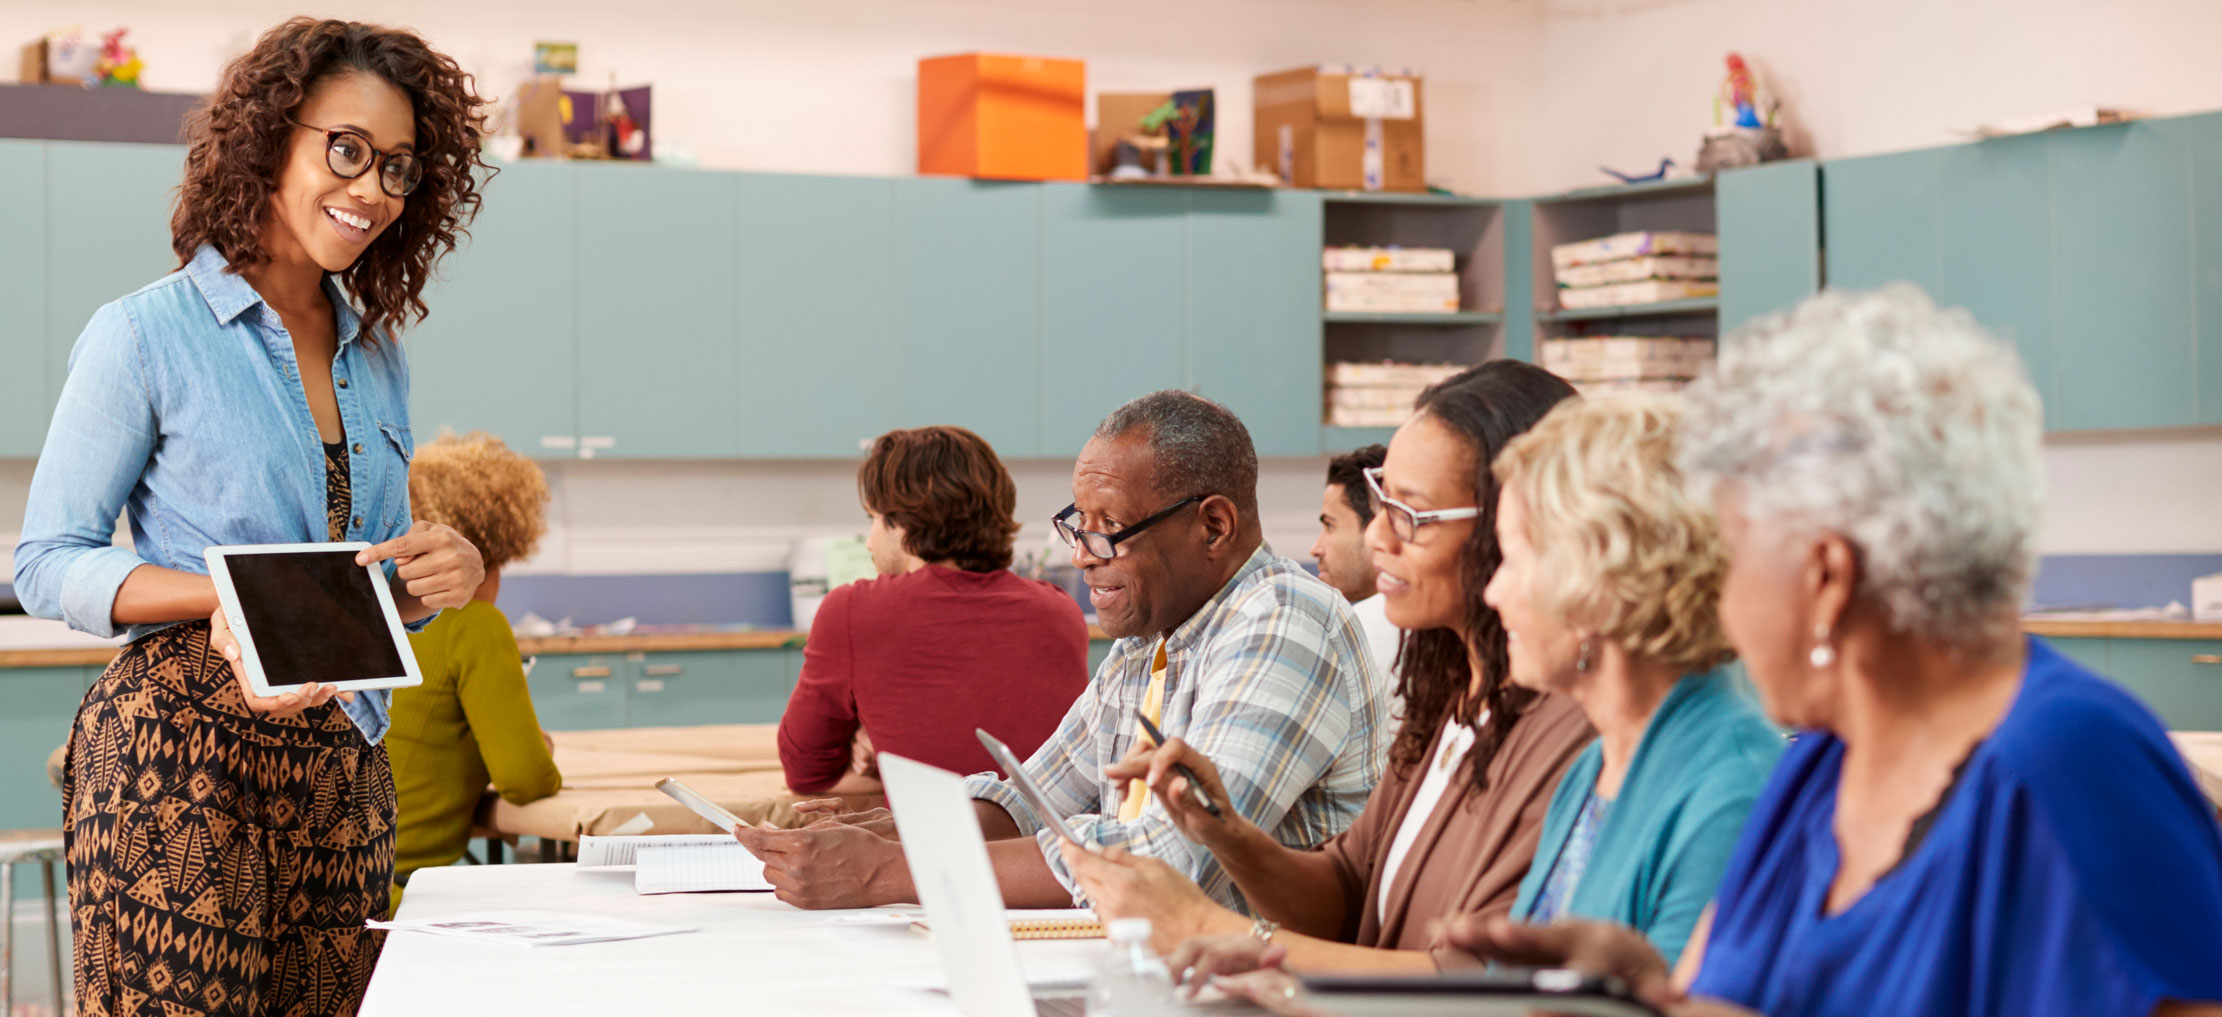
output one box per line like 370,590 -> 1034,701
857,426 -> 1023,573
1393,361 -> 1577,792
170,17 -> 490,345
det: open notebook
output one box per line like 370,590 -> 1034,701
577,834 -> 773,894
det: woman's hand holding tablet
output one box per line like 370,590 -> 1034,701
356,520 -> 485,617
204,541 -> 428,703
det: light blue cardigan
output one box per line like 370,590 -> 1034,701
1512,668 -> 1784,965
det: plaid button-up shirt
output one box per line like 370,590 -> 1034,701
965,546 -> 1391,911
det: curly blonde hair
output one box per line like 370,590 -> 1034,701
1493,394 -> 1735,673
407,431 -> 549,571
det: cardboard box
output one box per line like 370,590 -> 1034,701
20,31 -> 99,85
1093,91 -> 1170,176
1254,65 -> 1425,192
919,53 -> 1087,182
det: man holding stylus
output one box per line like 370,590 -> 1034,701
736,390 -> 1390,914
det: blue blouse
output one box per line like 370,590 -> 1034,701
14,245 -> 424,742
1690,637 -> 2222,1017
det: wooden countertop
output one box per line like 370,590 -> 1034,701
2019,618 -> 2222,640
0,625 -> 1122,669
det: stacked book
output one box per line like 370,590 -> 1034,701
1551,232 -> 1717,310
1324,246 -> 1459,314
1539,336 -> 1714,396
1324,361 -> 1468,427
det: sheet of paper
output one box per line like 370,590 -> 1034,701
634,842 -> 773,894
576,834 -> 735,868
367,910 -> 695,947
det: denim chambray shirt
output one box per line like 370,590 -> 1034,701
14,244 -> 429,743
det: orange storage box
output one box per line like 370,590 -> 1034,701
917,53 -> 1087,181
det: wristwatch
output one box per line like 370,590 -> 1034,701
1249,915 -> 1280,945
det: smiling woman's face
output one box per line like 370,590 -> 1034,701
265,70 -> 414,274
1366,413 -> 1478,634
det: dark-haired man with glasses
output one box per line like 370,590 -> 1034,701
736,390 -> 1389,913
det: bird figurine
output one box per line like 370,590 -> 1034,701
1600,158 -> 1675,184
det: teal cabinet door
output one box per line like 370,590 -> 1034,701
574,164 -> 739,457
2048,122 -> 2197,431
45,142 -> 183,407
735,174 -> 899,458
626,650 -> 796,726
2043,636 -> 2109,676
1039,185 -> 1187,457
1087,639 -> 1116,675
1185,189 -> 1322,457
407,162 -> 578,456
2190,113 -> 2222,425
528,653 -> 628,730
1717,159 -> 1820,333
0,142 -> 48,456
895,178 -> 1042,456
1935,136 -> 2057,425
2103,638 -> 2222,731
1820,147 -> 1946,294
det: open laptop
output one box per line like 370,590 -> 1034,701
879,752 -> 1092,1017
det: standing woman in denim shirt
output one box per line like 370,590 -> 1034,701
13,19 -> 488,1015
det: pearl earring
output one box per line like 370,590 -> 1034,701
1809,624 -> 1835,669
1575,639 -> 1595,673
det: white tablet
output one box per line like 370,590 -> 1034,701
204,541 -> 424,698
975,728 -> 1096,850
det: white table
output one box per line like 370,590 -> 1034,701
360,862 -> 1102,1016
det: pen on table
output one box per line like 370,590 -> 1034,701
1133,710 -> 1225,819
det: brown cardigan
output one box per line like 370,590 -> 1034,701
1313,692 -> 1595,969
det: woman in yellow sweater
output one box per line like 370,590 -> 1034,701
386,431 -> 563,909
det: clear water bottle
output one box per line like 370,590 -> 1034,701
1086,917 -> 1173,1017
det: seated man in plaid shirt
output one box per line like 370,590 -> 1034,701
738,389 -> 1390,911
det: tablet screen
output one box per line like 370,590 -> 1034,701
225,550 -> 407,685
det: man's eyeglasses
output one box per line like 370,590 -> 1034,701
1053,496 -> 1202,560
289,120 -> 423,198
1363,466 -> 1480,542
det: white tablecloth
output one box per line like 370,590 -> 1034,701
361,862 -> 1102,1016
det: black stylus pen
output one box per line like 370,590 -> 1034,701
1133,710 -> 1225,819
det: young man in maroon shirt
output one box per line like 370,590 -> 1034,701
775,426 -> 1089,794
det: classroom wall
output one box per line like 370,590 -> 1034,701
1,0 -> 1540,195
4,0 -> 2218,617
1529,0 -> 2222,565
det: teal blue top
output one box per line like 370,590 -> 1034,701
1512,668 -> 1784,965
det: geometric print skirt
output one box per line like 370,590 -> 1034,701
62,621 -> 395,1017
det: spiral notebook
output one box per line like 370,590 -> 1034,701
910,908 -> 1104,941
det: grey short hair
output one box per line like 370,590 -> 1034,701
1678,285 -> 2045,647
1094,390 -> 1260,516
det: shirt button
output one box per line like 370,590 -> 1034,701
353,443 -> 365,454
336,378 -> 349,389
352,515 -> 363,529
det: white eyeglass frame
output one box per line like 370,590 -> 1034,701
1362,466 -> 1482,540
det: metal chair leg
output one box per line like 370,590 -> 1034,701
43,859 -> 63,1017
3,859 -> 17,1017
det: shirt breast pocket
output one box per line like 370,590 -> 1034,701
377,420 -> 415,532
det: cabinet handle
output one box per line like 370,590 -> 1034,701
577,680 -> 607,694
2194,654 -> 2221,666
643,664 -> 684,677
635,679 -> 666,693
571,665 -> 613,679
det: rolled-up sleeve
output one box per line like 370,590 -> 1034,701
14,302 -> 159,638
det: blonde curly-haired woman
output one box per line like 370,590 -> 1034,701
1484,394 -> 1781,967
384,431 -> 562,909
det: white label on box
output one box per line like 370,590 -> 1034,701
1347,78 -> 1416,120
